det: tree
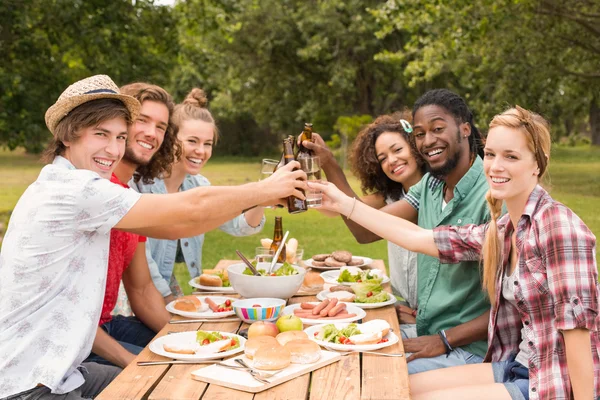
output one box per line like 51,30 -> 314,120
0,0 -> 178,152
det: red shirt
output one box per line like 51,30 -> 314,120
433,185 -> 600,399
99,174 -> 147,325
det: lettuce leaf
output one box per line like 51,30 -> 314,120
337,269 -> 360,283
318,323 -> 362,343
196,331 -> 225,344
355,291 -> 389,303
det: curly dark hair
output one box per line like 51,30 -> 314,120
412,89 -> 485,158
120,83 -> 182,184
349,112 -> 426,202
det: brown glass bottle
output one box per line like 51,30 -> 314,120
282,137 -> 308,214
270,216 -> 286,263
296,123 -> 314,160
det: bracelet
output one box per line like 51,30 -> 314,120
346,197 -> 357,220
438,330 -> 453,357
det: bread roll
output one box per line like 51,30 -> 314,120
260,238 -> 273,248
174,299 -> 198,312
252,344 -> 291,370
301,273 -> 324,291
284,339 -> 321,364
199,274 -> 223,287
286,238 -> 299,263
276,330 -> 308,346
244,336 -> 278,359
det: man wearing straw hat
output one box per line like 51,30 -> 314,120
0,74 -> 306,399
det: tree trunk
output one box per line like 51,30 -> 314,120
591,94 -> 600,146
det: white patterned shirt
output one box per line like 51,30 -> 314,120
0,156 -> 141,397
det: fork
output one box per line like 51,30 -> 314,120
323,346 -> 404,357
214,362 -> 279,379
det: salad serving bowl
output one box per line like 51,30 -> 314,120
227,262 -> 306,299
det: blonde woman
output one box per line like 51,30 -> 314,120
310,107 -> 599,400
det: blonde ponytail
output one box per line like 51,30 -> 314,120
482,190 -> 503,305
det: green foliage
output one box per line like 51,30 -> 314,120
0,0 -> 178,152
334,115 -> 373,144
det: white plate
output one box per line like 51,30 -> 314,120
149,331 -> 245,360
166,296 -> 237,318
316,290 -> 397,309
280,302 -> 367,325
304,256 -> 373,270
189,277 -> 235,293
320,270 -> 390,286
304,323 -> 399,351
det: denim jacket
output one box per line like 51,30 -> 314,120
131,174 -> 265,296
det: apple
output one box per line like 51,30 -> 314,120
247,321 -> 279,338
276,315 -> 303,332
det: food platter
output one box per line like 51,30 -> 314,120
166,295 -> 237,318
304,323 -> 399,351
304,256 -> 373,271
316,290 -> 397,309
280,302 -> 366,325
149,331 -> 245,360
189,277 -> 235,293
320,269 -> 390,286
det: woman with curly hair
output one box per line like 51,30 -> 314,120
135,88 -> 266,300
348,112 -> 426,309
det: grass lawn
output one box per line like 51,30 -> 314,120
0,145 -> 598,295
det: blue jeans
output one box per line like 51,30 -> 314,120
400,324 -> 485,374
492,354 -> 529,400
2,362 -> 120,399
85,315 -> 155,366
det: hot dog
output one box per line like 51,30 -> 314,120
205,297 -> 219,312
312,299 -> 329,315
320,298 -> 338,317
328,302 -> 346,317
319,313 -> 356,320
300,303 -> 316,310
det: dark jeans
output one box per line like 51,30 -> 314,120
85,315 -> 155,366
2,362 -> 120,399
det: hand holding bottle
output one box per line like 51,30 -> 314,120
298,132 -> 335,168
258,161 -> 307,207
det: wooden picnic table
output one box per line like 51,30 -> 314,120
97,259 -> 411,400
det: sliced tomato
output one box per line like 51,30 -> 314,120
366,291 -> 373,297
202,339 -> 210,345
225,299 -> 231,307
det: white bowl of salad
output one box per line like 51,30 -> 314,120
228,262 -> 306,299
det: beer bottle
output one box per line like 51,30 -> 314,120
296,123 -> 314,160
282,137 -> 308,214
270,216 -> 286,263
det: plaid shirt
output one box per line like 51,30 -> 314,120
433,185 -> 600,400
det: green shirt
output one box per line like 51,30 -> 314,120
404,156 -> 491,357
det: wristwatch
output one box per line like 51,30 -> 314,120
437,330 -> 453,357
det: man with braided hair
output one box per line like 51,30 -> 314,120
304,89 -> 494,374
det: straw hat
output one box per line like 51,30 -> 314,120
45,75 -> 141,136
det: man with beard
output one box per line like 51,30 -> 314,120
304,89 -> 492,374
85,83 -> 179,367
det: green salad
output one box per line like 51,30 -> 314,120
337,269 -> 382,284
351,282 -> 389,304
196,330 -> 240,350
317,323 -> 362,344
243,261 -> 298,276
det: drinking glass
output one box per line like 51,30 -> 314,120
260,159 -> 279,181
255,247 -> 274,263
298,156 -> 322,208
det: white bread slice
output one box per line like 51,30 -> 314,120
348,331 -> 383,345
359,319 -> 390,337
325,291 -> 356,302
